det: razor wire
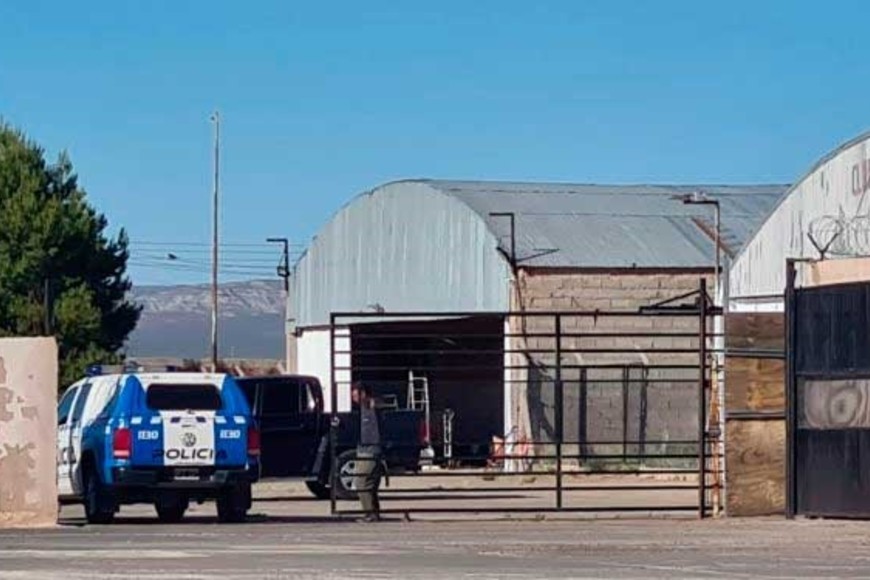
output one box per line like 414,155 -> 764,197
808,213 -> 870,258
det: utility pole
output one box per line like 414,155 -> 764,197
267,237 -> 291,372
267,237 -> 290,292
210,111 -> 220,370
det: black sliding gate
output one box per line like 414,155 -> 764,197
786,261 -> 870,518
329,281 -> 720,518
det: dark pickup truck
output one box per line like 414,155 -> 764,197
236,375 -> 426,499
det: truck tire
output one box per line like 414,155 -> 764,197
155,494 -> 189,523
83,463 -> 115,525
217,482 -> 251,523
335,450 -> 359,500
305,480 -> 331,500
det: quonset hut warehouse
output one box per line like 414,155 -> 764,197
731,130 -> 870,310
722,131 -> 870,517
289,179 -> 786,461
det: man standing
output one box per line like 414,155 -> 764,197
352,382 -> 383,522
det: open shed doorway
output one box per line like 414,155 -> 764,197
349,316 -> 504,464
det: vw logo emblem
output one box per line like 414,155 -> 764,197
182,433 -> 197,448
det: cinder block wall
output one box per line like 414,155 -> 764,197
511,268 -> 713,462
520,269 -> 710,311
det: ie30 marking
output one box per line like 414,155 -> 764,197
137,430 -> 159,440
219,429 -> 241,439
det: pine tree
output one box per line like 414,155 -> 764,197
0,123 -> 141,387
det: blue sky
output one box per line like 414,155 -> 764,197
2,1 -> 868,285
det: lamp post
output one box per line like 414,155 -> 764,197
673,190 -> 723,516
488,212 -> 517,270
673,192 -> 721,305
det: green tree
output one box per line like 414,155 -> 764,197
0,122 -> 141,387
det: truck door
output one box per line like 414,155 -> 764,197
67,381 -> 93,495
56,385 -> 79,498
259,378 -> 321,477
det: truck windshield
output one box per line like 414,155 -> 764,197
146,384 -> 223,411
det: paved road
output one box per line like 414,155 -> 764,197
3,506 -> 870,579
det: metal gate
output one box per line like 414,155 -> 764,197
329,280 -> 720,518
786,261 -> 870,517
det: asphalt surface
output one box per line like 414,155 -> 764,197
2,480 -> 869,579
5,503 -> 870,579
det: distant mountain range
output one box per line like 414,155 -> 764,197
126,279 -> 286,359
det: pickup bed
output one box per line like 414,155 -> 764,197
236,375 -> 426,499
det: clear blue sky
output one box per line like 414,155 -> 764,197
2,1 -> 868,285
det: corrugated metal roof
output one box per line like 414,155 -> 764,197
425,180 -> 788,268
292,181 -> 511,328
292,179 -> 788,327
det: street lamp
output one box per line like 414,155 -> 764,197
673,191 -> 724,517
488,212 -> 517,270
673,192 -> 721,306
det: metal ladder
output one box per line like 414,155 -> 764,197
408,370 -> 435,464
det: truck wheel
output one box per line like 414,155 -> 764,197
305,480 -> 331,500
155,494 -> 189,523
335,450 -> 359,500
83,464 -> 115,525
217,483 -> 251,523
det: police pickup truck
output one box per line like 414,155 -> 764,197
57,370 -> 260,524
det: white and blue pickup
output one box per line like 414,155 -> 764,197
57,371 -> 260,524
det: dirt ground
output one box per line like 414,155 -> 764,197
258,471 -> 703,519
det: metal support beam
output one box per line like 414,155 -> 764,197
785,259 -> 798,519
698,278 -> 708,519
555,314 -> 564,510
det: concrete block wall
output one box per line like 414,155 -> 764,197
522,270 -> 709,312
0,338 -> 58,527
511,269 -> 712,462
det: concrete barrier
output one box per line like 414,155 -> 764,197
0,337 -> 58,527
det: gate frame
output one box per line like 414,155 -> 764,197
327,279 -> 721,519
785,258 -> 798,519
783,257 -> 870,518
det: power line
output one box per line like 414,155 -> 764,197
132,252 -> 296,265
132,248 -> 289,258
128,239 -> 304,281
132,240 -> 306,248
129,261 -> 276,277
130,262 -> 274,275
134,256 -> 285,271
134,248 -> 284,256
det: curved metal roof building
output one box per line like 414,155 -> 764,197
293,179 -> 787,328
730,131 -> 870,309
